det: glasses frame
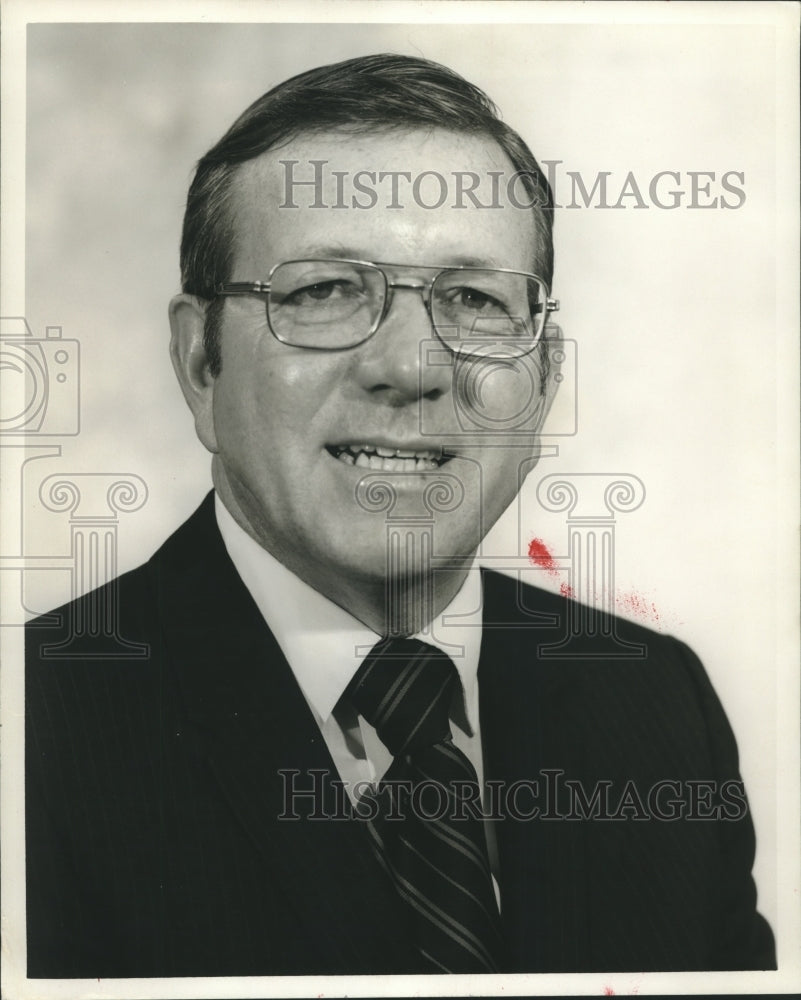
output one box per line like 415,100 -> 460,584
214,258 -> 559,355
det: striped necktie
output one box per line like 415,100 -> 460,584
347,636 -> 501,973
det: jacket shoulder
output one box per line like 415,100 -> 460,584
479,567 -> 741,775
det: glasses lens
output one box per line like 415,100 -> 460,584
432,269 -> 545,357
267,261 -> 385,347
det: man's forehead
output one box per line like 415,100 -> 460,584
226,127 -> 539,271
237,126 -> 517,186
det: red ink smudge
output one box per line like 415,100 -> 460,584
528,537 -> 557,573
616,591 -> 661,627
529,537 -> 574,597
602,988 -> 615,997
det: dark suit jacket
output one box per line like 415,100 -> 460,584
26,493 -> 775,977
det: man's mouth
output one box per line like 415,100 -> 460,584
326,443 -> 450,472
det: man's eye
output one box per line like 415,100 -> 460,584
280,279 -> 367,307
450,286 -> 506,313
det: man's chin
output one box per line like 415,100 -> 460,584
310,534 -> 475,604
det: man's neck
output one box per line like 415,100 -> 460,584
359,561 -> 475,638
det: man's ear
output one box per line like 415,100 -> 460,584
168,294 -> 219,454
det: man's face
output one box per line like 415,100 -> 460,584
176,128 -> 555,606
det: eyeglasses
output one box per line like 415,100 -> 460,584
214,258 -> 559,358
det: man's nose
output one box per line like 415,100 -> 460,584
354,285 -> 453,404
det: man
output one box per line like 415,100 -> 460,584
26,54 -> 775,977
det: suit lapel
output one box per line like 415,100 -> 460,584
151,494 -> 417,972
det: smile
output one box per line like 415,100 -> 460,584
326,443 -> 449,472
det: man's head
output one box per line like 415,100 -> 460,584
169,54 -> 559,630
179,54 -> 554,374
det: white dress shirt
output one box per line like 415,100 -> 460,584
214,494 -> 486,800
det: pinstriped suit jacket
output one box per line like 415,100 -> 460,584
26,492 -> 775,977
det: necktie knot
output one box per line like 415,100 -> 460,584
347,637 -> 456,758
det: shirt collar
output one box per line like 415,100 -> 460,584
214,494 -> 483,733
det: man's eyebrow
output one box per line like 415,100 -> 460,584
443,254 -> 505,269
292,243 -> 354,259
287,246 -> 506,269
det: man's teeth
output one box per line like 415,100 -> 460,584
332,444 -> 445,471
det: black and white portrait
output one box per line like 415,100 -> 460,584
2,4 -> 798,997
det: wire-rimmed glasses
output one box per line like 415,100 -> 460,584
215,258 -> 559,359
